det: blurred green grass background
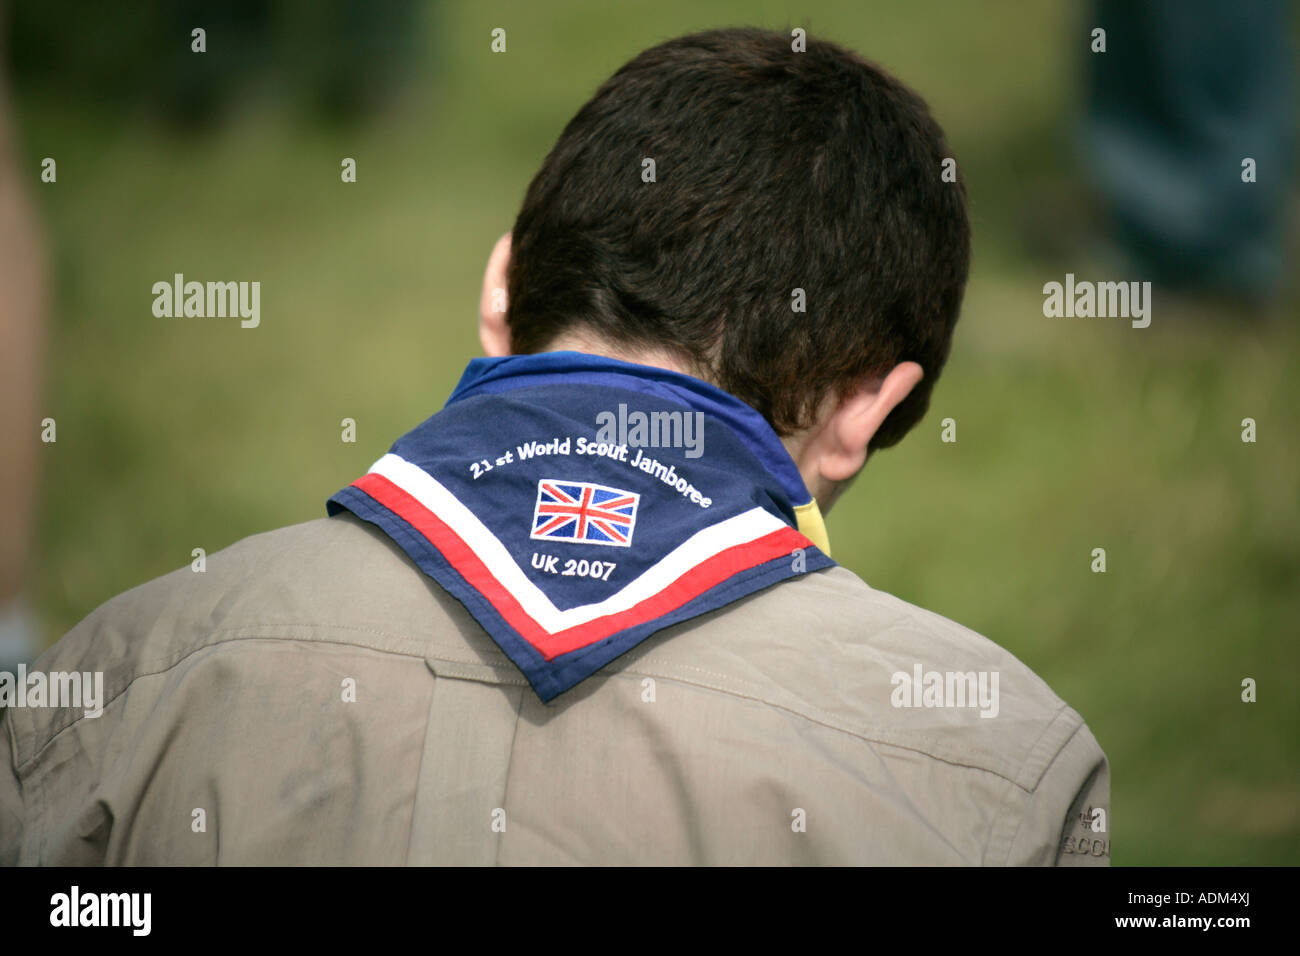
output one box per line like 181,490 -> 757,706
13,0 -> 1299,864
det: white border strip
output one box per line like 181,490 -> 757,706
368,453 -> 787,633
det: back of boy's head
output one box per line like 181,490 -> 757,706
507,26 -> 971,451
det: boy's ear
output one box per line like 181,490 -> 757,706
479,232 -> 513,357
817,362 -> 924,483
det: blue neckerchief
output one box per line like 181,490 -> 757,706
328,351 -> 834,701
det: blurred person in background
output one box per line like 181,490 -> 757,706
1082,0 -> 1294,308
8,0 -> 423,127
0,14 -> 46,676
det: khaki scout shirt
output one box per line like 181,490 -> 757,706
0,511 -> 1109,865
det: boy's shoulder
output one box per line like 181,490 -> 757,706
615,561 -> 1101,792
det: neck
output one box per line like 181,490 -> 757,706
544,332 -> 700,381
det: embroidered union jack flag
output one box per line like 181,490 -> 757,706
531,479 -> 639,547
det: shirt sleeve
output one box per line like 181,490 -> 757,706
1007,718 -> 1112,866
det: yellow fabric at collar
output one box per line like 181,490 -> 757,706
793,499 -> 831,558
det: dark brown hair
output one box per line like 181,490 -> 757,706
507,27 -> 970,450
